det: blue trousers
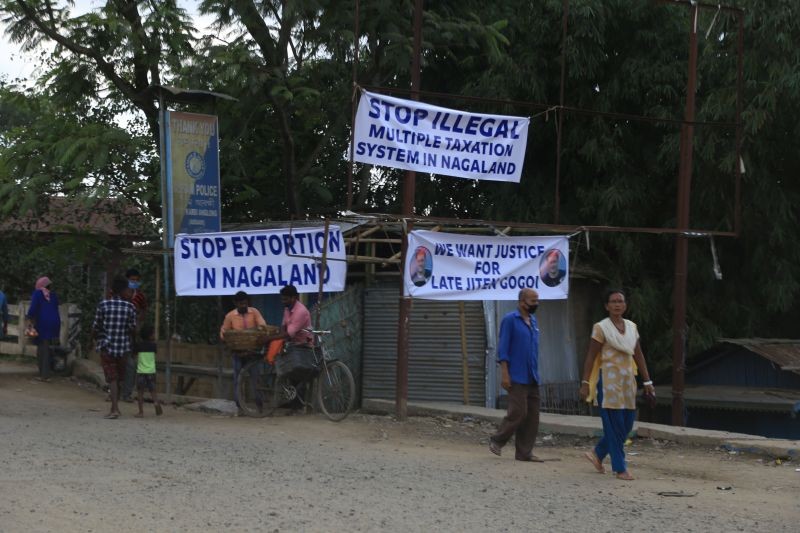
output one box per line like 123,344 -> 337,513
594,374 -> 636,474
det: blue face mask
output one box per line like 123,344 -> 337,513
128,281 -> 141,290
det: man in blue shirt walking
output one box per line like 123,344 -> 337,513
489,288 -> 542,462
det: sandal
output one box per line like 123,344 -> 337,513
103,412 -> 120,420
584,451 -> 606,473
615,471 -> 635,481
488,440 -> 502,456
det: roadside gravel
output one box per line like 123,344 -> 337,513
1,366 -> 798,532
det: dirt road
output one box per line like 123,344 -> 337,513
1,363 -> 798,532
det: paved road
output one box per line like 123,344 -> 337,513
1,365 -> 798,532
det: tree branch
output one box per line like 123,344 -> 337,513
296,111 -> 348,179
230,0 -> 279,65
112,0 -> 152,92
13,0 -> 140,103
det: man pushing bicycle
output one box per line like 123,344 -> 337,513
262,285 -> 314,410
264,284 -> 313,358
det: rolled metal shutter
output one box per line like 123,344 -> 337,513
363,285 -> 486,405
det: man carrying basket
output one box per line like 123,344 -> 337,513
220,291 -> 268,409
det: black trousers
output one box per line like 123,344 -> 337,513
36,340 -> 56,379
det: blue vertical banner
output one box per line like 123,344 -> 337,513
165,111 -> 221,246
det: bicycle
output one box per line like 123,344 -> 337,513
237,329 -> 356,421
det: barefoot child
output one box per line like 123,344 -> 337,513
135,324 -> 162,417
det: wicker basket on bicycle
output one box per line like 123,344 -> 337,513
275,342 -> 319,380
224,326 -> 279,352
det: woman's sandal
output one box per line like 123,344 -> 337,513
584,451 -> 606,473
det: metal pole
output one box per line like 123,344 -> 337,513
216,296 -> 223,396
396,0 -> 423,421
554,0 -> 569,224
671,3 -> 699,427
154,260 -> 161,341
316,219 -> 331,329
158,92 -> 172,400
734,11 -> 744,235
346,0 -> 361,210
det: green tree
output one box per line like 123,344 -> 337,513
0,84 -> 154,215
0,0 -> 197,215
3,0 -> 800,371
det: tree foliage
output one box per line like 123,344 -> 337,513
1,1 -> 799,370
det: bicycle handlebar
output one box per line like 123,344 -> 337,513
302,328 -> 331,335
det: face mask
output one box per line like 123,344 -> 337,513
528,304 -> 539,314
128,281 -> 141,290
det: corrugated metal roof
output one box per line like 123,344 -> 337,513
0,197 -> 155,238
718,338 -> 800,376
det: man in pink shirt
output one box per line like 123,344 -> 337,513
270,285 -> 313,411
279,285 -> 312,345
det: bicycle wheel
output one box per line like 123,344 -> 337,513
238,359 -> 278,418
315,360 -> 355,421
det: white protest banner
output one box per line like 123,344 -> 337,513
174,227 -> 347,296
404,231 -> 568,300
354,90 -> 530,183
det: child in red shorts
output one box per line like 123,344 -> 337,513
92,277 -> 137,419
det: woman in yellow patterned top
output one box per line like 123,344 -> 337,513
579,289 -> 655,480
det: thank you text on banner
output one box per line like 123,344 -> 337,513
174,227 -> 347,296
404,231 -> 568,300
354,91 -> 530,183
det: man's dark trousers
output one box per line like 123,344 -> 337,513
491,383 -> 540,459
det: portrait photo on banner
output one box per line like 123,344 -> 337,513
409,246 -> 433,287
539,248 -> 567,287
